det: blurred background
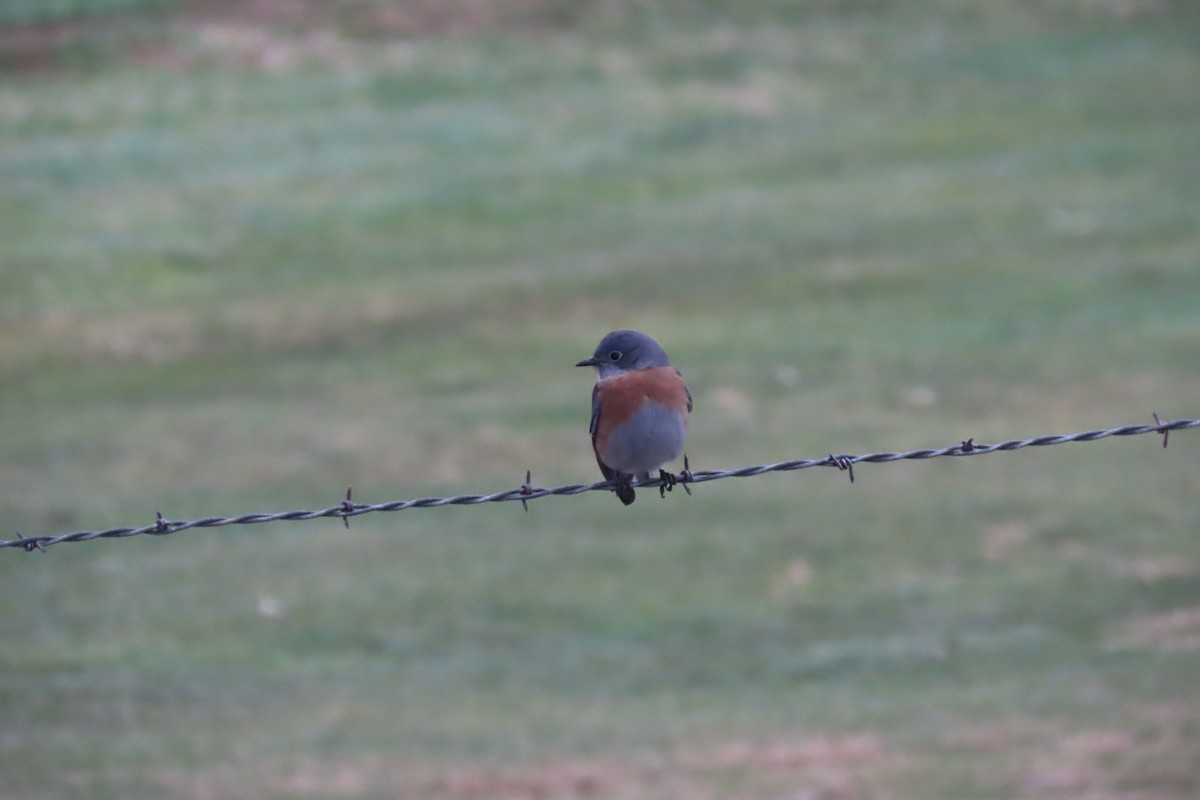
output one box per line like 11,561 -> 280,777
2,1 -> 1199,797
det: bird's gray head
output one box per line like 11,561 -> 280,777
575,329 -> 672,379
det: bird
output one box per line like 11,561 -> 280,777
576,329 -> 692,505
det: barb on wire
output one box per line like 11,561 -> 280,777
3,416 -> 1196,553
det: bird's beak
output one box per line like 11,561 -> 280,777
575,357 -> 598,368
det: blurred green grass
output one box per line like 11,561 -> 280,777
2,1 -> 1200,798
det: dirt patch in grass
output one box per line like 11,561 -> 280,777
237,734 -> 898,799
1106,605 -> 1200,653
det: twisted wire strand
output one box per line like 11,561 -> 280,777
5,417 -> 1195,552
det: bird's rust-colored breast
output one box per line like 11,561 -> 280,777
593,366 -> 690,453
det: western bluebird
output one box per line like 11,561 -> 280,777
576,329 -> 692,506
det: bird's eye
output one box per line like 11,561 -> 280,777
608,350 -> 622,362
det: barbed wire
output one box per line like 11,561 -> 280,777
4,416 -> 1195,553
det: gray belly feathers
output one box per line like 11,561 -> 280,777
603,402 -> 686,475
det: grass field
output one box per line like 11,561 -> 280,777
2,1 -> 1199,798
